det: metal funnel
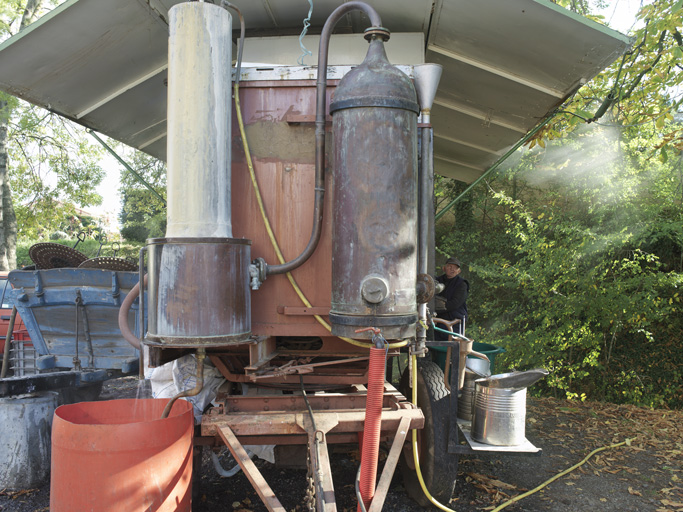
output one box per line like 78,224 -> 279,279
413,63 -> 442,113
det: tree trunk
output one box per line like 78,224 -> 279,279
0,97 -> 13,270
0,0 -> 42,270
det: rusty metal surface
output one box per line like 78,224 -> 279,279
203,384 -> 423,439
309,430 -> 337,511
207,338 -> 400,386
416,273 -> 436,304
29,243 -> 88,269
231,80 -> 338,341
146,238 -> 251,347
329,38 -> 419,340
217,385 -> 407,413
210,357 -> 370,387
78,257 -> 138,271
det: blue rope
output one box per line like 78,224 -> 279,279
297,0 -> 314,65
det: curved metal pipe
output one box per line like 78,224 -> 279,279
266,1 -> 384,275
220,1 -> 245,88
118,275 -> 147,351
161,348 -> 206,419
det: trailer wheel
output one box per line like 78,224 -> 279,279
399,359 -> 458,507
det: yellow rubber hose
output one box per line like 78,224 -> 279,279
490,438 -> 633,512
234,83 -> 406,350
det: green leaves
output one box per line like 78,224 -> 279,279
436,120 -> 683,408
6,101 -> 106,238
538,0 -> 683,155
118,149 -> 166,242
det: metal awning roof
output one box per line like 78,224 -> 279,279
0,0 -> 631,182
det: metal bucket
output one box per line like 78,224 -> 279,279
457,371 -> 478,421
466,356 -> 490,377
0,391 -> 59,489
471,383 -> 526,446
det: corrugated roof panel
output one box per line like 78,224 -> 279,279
434,137 -> 501,169
429,0 -> 630,94
0,0 -> 631,182
427,50 -> 561,132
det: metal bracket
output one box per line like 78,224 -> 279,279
249,257 -> 267,290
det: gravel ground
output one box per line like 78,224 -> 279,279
1,376 -> 681,511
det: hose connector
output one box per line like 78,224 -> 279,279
249,258 -> 267,290
354,327 -> 387,349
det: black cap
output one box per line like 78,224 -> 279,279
445,257 -> 461,267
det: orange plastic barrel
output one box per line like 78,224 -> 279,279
50,398 -> 194,512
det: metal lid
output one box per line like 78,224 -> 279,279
329,38 -> 419,114
475,368 -> 549,390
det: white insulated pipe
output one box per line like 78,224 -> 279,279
166,2 -> 233,238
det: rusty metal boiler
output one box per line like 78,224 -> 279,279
328,35 -> 420,340
146,2 -> 251,348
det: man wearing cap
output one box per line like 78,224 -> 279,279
435,257 -> 469,338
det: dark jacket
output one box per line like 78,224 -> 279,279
435,274 -> 469,322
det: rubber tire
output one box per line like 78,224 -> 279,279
399,359 -> 458,507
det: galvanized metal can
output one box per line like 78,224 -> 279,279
471,383 -> 527,446
457,370 -> 478,421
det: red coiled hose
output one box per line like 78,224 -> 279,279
358,346 -> 387,511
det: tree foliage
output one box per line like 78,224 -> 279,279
0,0 -> 106,261
437,122 -> 683,408
540,0 -> 683,161
118,149 -> 166,242
434,1 -> 683,408
8,105 -> 105,238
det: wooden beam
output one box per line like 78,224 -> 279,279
368,416 -> 411,512
217,425 -> 286,512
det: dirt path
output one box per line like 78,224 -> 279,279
0,379 -> 681,512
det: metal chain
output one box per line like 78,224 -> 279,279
305,451 -> 316,512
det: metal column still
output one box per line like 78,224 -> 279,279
146,2 -> 251,347
328,33 -> 420,340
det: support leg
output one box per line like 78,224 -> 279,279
368,416 -> 411,512
217,425 -> 286,512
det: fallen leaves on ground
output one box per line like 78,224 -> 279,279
521,397 -> 683,508
0,489 -> 38,499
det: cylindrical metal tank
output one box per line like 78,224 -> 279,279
166,2 -> 233,238
145,2 -> 251,347
146,238 -> 251,347
328,38 -> 419,340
